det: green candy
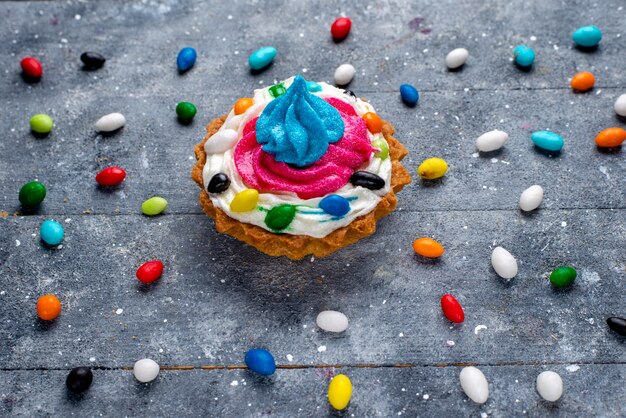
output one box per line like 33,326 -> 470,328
176,101 -> 197,121
141,197 -> 168,216
372,138 -> 389,159
19,181 -> 46,206
550,266 -> 577,287
269,83 -> 286,98
30,114 -> 53,134
264,204 -> 296,231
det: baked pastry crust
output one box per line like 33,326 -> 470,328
192,114 -> 411,260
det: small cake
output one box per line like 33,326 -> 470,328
192,76 -> 411,259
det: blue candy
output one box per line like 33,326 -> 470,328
531,131 -> 564,152
244,348 -> 276,376
177,47 -> 197,72
399,84 -> 419,107
572,26 -> 602,48
513,45 -> 535,67
40,220 -> 64,246
306,81 -> 322,92
248,46 -> 277,71
319,194 -> 351,217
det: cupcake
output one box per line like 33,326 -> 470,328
192,76 -> 411,260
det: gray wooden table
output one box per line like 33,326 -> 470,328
1,0 -> 624,416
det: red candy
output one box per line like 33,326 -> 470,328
136,260 -> 163,284
20,56 -> 43,78
331,17 -> 352,40
440,294 -> 464,323
96,167 -> 126,187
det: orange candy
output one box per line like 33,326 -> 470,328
570,72 -> 595,91
37,294 -> 62,320
234,98 -> 254,115
412,237 -> 445,258
595,127 -> 626,148
362,112 -> 383,134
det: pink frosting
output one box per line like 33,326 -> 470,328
234,98 -> 374,199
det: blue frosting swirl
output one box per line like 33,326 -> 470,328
255,76 -> 345,167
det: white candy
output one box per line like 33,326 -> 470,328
445,48 -> 469,69
491,246 -> 518,280
334,64 -> 355,86
614,94 -> 626,117
316,310 -> 349,333
536,371 -> 563,402
459,366 -> 489,404
519,185 -> 544,211
133,358 -> 160,383
95,112 -> 126,132
204,129 -> 239,154
476,130 -> 508,152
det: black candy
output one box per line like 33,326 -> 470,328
350,171 -> 385,190
207,173 -> 231,194
80,52 -> 106,70
607,317 -> 626,336
66,367 -> 93,393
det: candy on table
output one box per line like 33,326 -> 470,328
319,194 -> 351,217
549,266 -> 577,287
141,197 -> 168,216
570,71 -> 595,91
66,367 -> 93,394
399,84 -> 419,107
614,94 -> 626,116
330,17 -> 352,40
40,220 -> 65,246
264,204 -> 297,232
491,246 -> 518,280
80,52 -> 106,70
316,310 -> 349,333
248,46 -> 276,71
445,48 -> 469,69
95,167 -> 126,187
519,185 -> 544,212
37,294 -> 62,320
19,181 -> 46,206
176,101 -> 197,122
244,348 -> 276,376
460,367 -> 489,404
204,129 -> 239,154
513,45 -> 535,67
371,138 -> 389,159
413,237 -> 444,258
531,131 -> 564,152
230,189 -> 259,212
328,374 -> 352,410
606,317 -> 626,336
334,63 -> 355,86
440,294 -> 464,323
476,130 -> 508,152
20,56 -> 42,78
362,112 -> 383,134
133,358 -> 160,383
234,98 -> 254,115
30,114 -> 53,134
176,47 -> 197,72
536,371 -> 563,401
595,127 -> 626,148
572,25 -> 602,48
95,112 -> 126,132
207,173 -> 231,194
136,260 -> 164,284
417,157 -> 448,180
349,171 -> 385,190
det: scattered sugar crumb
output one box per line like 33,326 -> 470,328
566,365 -> 580,372
115,308 -> 123,315
481,413 -> 488,418
423,394 -> 429,400
446,340 -> 455,347
89,357 -> 95,362
230,380 -> 238,386
15,240 -> 20,246
317,345 -> 327,352
286,354 -> 294,362
561,221 -> 567,227
474,325 -> 487,334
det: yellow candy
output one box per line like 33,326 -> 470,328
328,374 -> 352,410
230,189 -> 259,212
417,157 -> 448,180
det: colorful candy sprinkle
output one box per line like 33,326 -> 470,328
319,195 -> 351,217
20,56 -> 42,78
136,260 -> 164,284
536,371 -> 563,402
37,294 -> 62,320
230,189 -> 258,212
476,130 -> 508,152
30,114 -> 53,134
40,220 -> 64,246
334,63 -> 355,86
413,237 -> 444,258
513,45 -> 535,67
80,52 -> 106,70
95,112 -> 126,132
441,294 -> 464,323
316,310 -> 349,333
265,204 -> 297,231
399,84 -> 419,106
268,83 -> 286,98
460,367 -> 489,404
328,374 -> 352,410
176,101 -> 197,122
133,358 -> 160,383
417,157 -> 448,180
550,266 -> 577,287
572,25 -> 602,48
531,131 -> 564,152
445,48 -> 469,69
177,47 -> 197,72
614,94 -> 626,117
66,367 -> 93,394
570,71 -> 595,91
244,348 -> 276,375
248,46 -> 276,71
606,317 -> 626,336
349,171 -> 385,190
19,181 -> 46,207
362,112 -> 383,134
595,127 -> 626,148
306,81 -> 322,92
491,246 -> 518,280
234,98 -> 254,115
330,17 -> 352,40
519,185 -> 544,212
95,167 -> 126,187
141,197 -> 168,216
372,138 -> 389,160
207,173 -> 231,194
